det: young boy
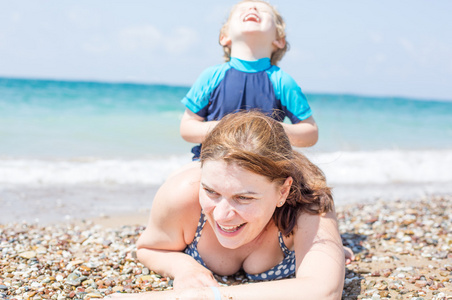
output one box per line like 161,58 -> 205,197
180,0 -> 318,159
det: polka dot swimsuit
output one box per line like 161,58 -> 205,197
184,212 -> 296,281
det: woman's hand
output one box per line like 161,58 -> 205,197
104,293 -> 144,299
104,287 -> 214,300
344,246 -> 355,265
172,266 -> 219,290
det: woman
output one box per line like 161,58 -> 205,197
108,111 -> 345,299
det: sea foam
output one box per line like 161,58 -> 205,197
1,150 -> 451,187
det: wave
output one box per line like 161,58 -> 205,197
0,155 -> 191,186
1,150 -> 451,187
307,149 -> 452,184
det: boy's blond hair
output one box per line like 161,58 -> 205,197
219,0 -> 289,66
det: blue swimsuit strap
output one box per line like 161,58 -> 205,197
191,212 -> 290,252
185,212 -> 296,280
278,231 -> 293,256
183,212 -> 209,268
192,212 -> 208,247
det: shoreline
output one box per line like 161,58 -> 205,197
1,195 -> 451,299
2,182 -> 452,226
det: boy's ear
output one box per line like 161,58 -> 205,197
220,34 -> 232,47
273,37 -> 286,49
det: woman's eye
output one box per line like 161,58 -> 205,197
237,196 -> 253,202
205,188 -> 217,195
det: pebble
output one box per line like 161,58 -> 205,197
0,222 -> 169,299
1,195 -> 451,299
18,251 -> 36,260
339,195 -> 452,300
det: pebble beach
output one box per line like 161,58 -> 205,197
1,195 -> 451,300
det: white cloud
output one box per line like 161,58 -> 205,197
118,25 -> 162,51
365,53 -> 387,74
117,25 -> 198,55
164,27 -> 199,54
399,37 -> 452,71
82,38 -> 110,54
67,8 -> 100,29
369,32 -> 384,44
10,12 -> 22,23
399,38 -> 416,57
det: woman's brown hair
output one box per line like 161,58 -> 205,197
200,110 -> 333,236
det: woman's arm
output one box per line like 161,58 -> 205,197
136,165 -> 220,289
108,210 -> 344,300
291,210 -> 345,299
195,210 -> 345,299
179,109 -> 219,143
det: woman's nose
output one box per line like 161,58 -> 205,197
213,198 -> 235,221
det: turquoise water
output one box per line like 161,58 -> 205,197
309,93 -> 452,151
1,77 -> 451,223
1,77 -> 451,158
0,78 -> 189,157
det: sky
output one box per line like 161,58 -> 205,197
1,0 -> 451,101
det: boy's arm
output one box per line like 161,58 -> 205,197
181,108 -> 318,147
280,115 -> 318,147
180,109 -> 219,143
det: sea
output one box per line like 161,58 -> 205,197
1,77 -> 451,224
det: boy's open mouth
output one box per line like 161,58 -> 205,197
243,13 -> 260,23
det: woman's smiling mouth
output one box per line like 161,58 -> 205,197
217,222 -> 246,233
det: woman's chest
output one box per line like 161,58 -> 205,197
197,224 -> 293,276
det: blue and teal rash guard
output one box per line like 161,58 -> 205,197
181,57 -> 312,158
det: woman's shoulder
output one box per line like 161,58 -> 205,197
292,210 -> 342,258
140,162 -> 203,249
156,162 -> 202,213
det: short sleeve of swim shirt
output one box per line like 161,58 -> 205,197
266,66 -> 312,123
182,61 -> 312,123
181,63 -> 231,117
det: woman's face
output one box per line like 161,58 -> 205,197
199,160 -> 290,249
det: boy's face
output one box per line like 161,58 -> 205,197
223,2 -> 281,47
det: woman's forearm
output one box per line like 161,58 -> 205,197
136,248 -> 219,289
120,277 -> 342,300
137,248 -> 191,278
136,244 -> 342,299
213,277 -> 342,300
